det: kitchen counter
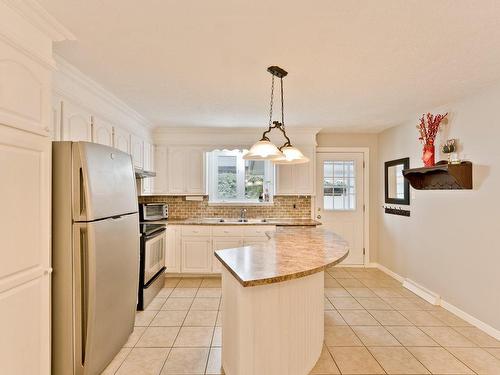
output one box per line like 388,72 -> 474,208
218,226 -> 349,375
165,218 -> 321,226
215,226 -> 348,287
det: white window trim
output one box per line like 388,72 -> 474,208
207,150 -> 274,205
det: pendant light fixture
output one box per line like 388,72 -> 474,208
243,66 -> 309,164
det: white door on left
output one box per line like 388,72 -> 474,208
0,126 -> 51,374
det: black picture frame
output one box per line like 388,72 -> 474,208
384,157 -> 410,205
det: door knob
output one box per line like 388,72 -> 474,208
317,215 -> 321,219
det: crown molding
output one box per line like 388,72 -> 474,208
54,54 -> 154,131
2,0 -> 75,42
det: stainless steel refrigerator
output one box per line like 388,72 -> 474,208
52,142 -> 140,375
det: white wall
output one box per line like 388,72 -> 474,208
317,133 -> 379,262
378,83 -> 500,331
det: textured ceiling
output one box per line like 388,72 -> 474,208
40,0 -> 500,131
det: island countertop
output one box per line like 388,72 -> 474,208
214,226 -> 349,287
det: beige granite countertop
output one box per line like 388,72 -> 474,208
165,218 -> 321,226
214,226 -> 349,287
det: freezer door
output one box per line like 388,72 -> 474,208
73,142 -> 138,222
74,213 -> 139,375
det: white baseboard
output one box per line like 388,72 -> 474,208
371,263 -> 500,340
441,299 -> 500,340
371,262 -> 404,283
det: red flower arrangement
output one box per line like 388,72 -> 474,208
416,112 -> 448,167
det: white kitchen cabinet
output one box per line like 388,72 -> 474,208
212,238 -> 243,273
276,145 -> 315,195
61,100 -> 92,142
131,134 -> 144,169
113,126 -> 131,154
92,116 -> 114,147
143,141 -> 154,193
154,145 -> 168,194
167,147 -> 206,195
168,147 -> 187,194
165,226 -> 181,273
181,237 -> 212,273
186,148 -> 206,194
51,97 -> 62,140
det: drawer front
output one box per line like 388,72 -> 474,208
181,225 -> 211,236
212,226 -> 244,237
243,225 -> 275,237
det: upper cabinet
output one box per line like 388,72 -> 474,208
92,116 -> 114,147
153,146 -> 206,195
130,134 -> 144,169
61,100 -> 92,142
113,126 -> 131,154
276,145 -> 315,195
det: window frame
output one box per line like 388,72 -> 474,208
207,150 -> 274,205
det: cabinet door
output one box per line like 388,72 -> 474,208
276,164 -> 295,195
212,238 -> 243,273
181,237 -> 212,273
294,146 -> 315,195
186,148 -> 206,194
61,100 -> 92,142
92,117 -> 114,147
154,145 -> 168,194
165,226 -> 181,273
51,97 -> 62,141
143,141 -> 152,193
130,134 -> 144,169
113,126 -> 130,154
168,147 -> 186,194
0,126 -> 51,374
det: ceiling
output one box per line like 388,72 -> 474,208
40,0 -> 500,131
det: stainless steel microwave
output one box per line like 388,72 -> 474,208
139,203 -> 168,221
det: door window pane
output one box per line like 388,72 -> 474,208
323,160 -> 356,211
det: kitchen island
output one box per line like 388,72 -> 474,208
215,226 -> 349,375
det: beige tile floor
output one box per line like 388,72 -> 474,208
102,267 -> 500,375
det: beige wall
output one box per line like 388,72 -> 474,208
377,84 -> 500,331
316,133 -> 379,262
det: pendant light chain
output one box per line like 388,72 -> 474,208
268,75 -> 275,127
280,77 -> 285,129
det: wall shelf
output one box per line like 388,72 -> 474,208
402,161 -> 472,190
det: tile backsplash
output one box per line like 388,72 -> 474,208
138,196 -> 312,219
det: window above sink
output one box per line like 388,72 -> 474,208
207,150 -> 274,205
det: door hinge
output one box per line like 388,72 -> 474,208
363,160 -> 365,169
363,248 -> 365,255
363,204 -> 365,212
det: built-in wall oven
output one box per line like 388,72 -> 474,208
138,223 -> 166,310
139,203 -> 168,221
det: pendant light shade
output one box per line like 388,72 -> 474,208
273,145 -> 310,164
246,66 -> 309,164
243,140 -> 283,160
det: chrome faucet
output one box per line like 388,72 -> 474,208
239,208 -> 248,222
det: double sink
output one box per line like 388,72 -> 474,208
199,218 -> 269,224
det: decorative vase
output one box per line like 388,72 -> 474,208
422,143 -> 435,167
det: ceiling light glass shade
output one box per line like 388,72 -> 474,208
242,140 -> 283,160
273,145 -> 310,164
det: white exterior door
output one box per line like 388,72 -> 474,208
316,152 -> 365,265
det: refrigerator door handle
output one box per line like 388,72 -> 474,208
72,145 -> 87,221
73,224 -> 90,371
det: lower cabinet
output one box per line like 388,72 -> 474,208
181,237 -> 212,273
166,225 -> 275,275
165,226 -> 181,273
212,238 -> 244,273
